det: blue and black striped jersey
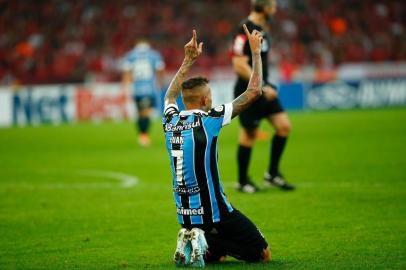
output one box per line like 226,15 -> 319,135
163,103 -> 234,225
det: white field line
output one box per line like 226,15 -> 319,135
221,181 -> 383,188
3,170 -> 139,189
77,170 -> 138,188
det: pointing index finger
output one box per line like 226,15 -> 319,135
243,24 -> 251,38
192,30 -> 197,42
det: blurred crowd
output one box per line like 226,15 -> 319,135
0,0 -> 404,85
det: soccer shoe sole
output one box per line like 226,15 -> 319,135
174,229 -> 191,266
190,229 -> 208,268
174,251 -> 186,267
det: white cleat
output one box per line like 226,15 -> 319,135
173,228 -> 191,267
190,228 -> 208,268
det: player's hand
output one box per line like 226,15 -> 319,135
184,30 -> 203,61
243,24 -> 263,55
263,85 -> 278,100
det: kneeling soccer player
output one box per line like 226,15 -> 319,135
162,27 -> 271,267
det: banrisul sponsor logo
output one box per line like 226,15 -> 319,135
164,121 -> 200,132
177,206 -> 204,216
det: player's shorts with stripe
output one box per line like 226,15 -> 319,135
134,95 -> 156,110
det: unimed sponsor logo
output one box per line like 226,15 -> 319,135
177,206 -> 204,216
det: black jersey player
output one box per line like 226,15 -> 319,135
231,0 -> 295,193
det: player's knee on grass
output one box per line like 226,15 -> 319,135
261,248 -> 271,262
239,245 -> 270,262
204,233 -> 227,263
204,249 -> 226,263
206,245 -> 267,263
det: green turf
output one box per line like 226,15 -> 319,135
0,108 -> 405,269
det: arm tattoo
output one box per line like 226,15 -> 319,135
164,59 -> 194,106
232,52 -> 262,118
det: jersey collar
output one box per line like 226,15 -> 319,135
179,109 -> 207,115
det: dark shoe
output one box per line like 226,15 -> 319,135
236,179 -> 260,193
264,172 -> 295,191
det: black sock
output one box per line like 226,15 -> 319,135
269,135 -> 287,176
137,117 -> 150,134
237,145 -> 252,184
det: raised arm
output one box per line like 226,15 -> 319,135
231,24 -> 263,118
164,30 -> 203,107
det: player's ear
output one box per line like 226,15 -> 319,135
200,96 -> 207,106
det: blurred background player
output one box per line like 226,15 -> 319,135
121,39 -> 165,146
231,0 -> 295,193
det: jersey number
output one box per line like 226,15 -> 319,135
171,150 -> 184,185
133,59 -> 153,80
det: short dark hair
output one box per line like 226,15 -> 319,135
181,76 -> 209,90
251,0 -> 271,12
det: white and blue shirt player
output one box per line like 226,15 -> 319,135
163,102 -> 234,226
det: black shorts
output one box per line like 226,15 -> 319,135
133,95 -> 156,111
238,96 -> 284,129
182,209 -> 268,262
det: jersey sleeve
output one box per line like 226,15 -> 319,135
163,103 -> 179,120
203,103 -> 233,135
222,103 -> 233,126
154,52 -> 165,71
121,55 -> 133,72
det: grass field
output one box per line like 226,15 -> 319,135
0,108 -> 405,269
